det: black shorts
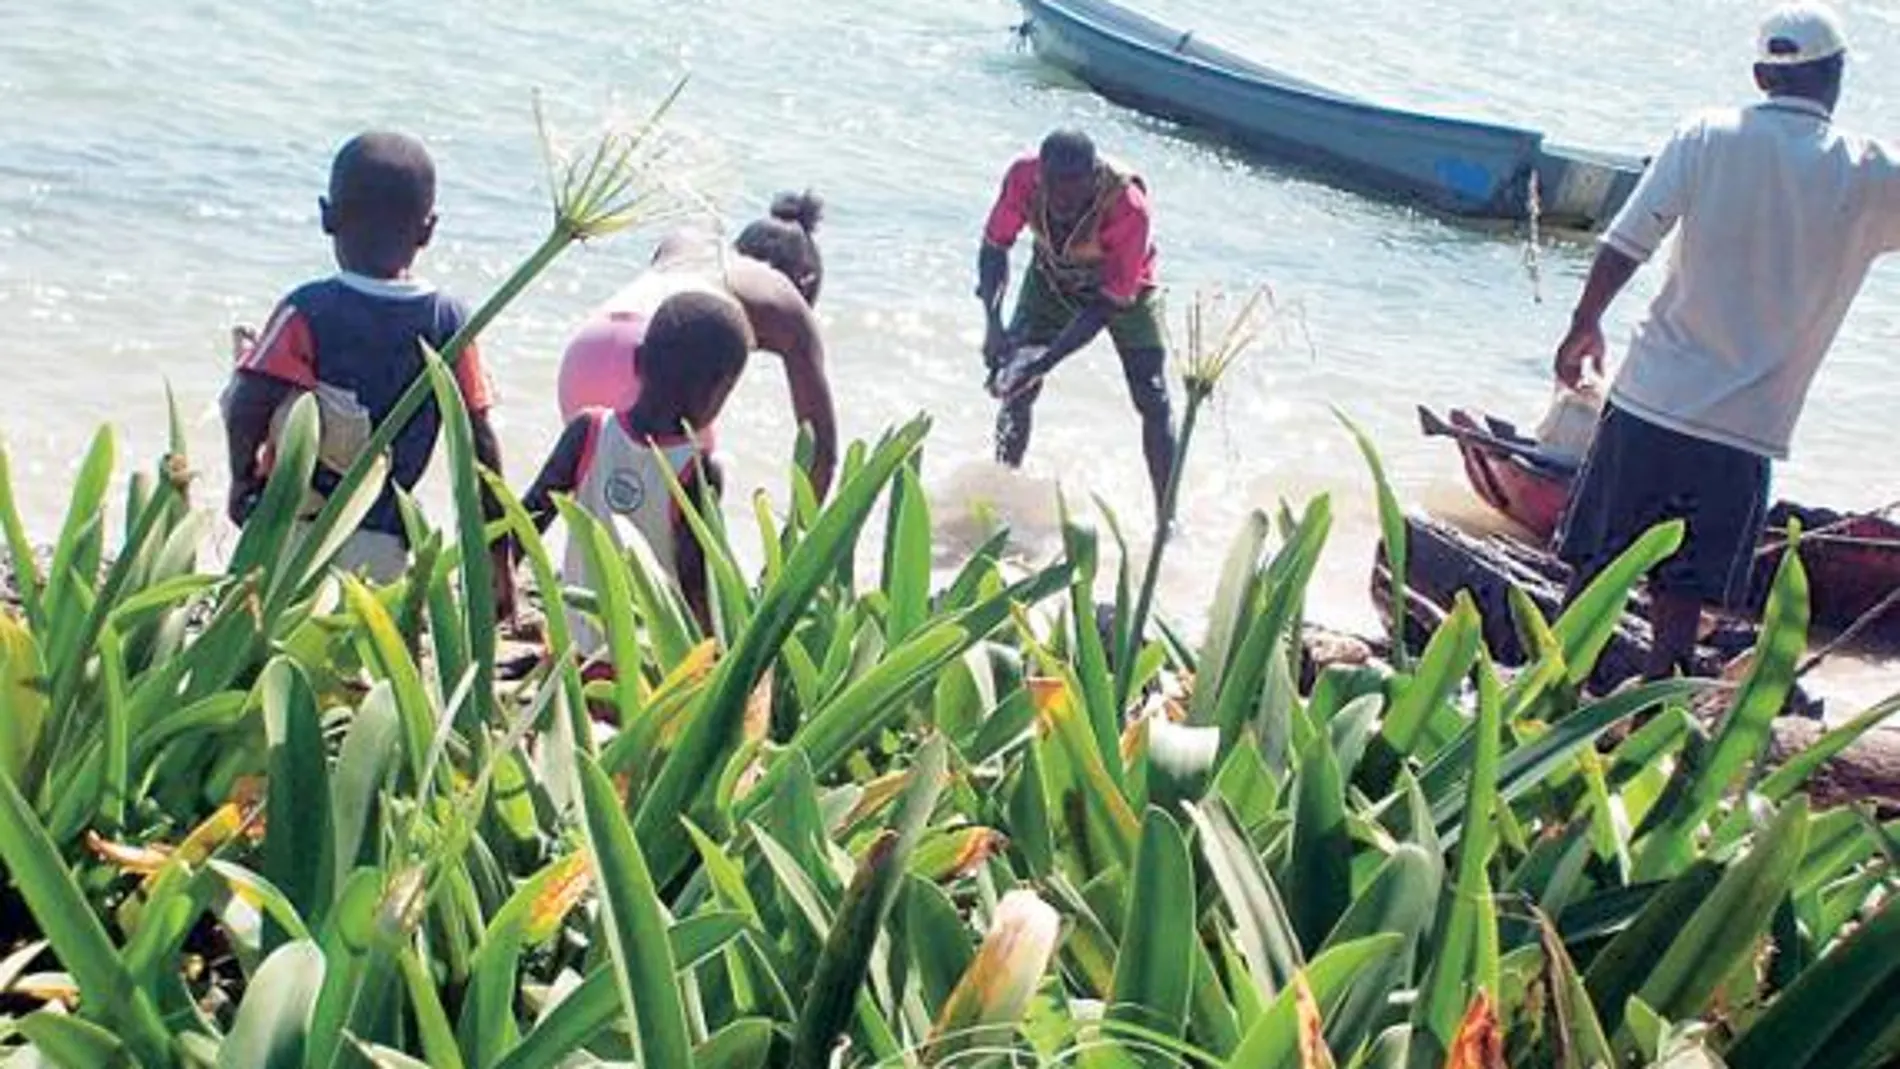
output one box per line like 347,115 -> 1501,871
1556,403 -> 1770,608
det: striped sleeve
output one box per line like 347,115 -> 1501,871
238,301 -> 318,389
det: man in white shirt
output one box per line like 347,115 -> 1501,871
1553,1 -> 1900,680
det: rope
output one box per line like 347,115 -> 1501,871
1796,583 -> 1900,680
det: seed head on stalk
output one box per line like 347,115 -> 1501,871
1173,283 -> 1275,404
1115,283 -> 1280,708
534,75 -> 703,245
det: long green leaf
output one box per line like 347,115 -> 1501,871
1432,678 -> 1703,843
421,347 -> 497,727
17,1011 -> 137,1069
1410,652 -> 1501,1066
554,498 -> 647,733
1552,521 -> 1685,687
1321,844 -> 1441,1058
885,461 -> 931,645
1106,808 -> 1196,1055
0,760 -> 171,1067
1288,728 -> 1351,955
1632,796 -> 1810,1035
1758,692 -> 1900,805
1225,933 -> 1405,1068
1062,502 -> 1124,787
634,416 -> 931,887
482,470 -> 589,751
341,578 -> 441,795
905,875 -> 975,1017
97,625 -> 130,832
650,436 -> 754,637
765,562 -> 1069,795
0,614 -> 49,786
218,940 -> 326,1069
228,393 -> 316,584
577,753 -> 694,1069
44,425 -> 116,628
0,444 -> 47,629
1184,799 -> 1304,1000
493,913 -> 759,1069
1727,894 -> 1900,1069
1637,542 -> 1809,880
1380,595 -> 1481,760
696,1018 -> 777,1069
1211,497 -> 1330,757
1189,511 -> 1271,726
260,658 -> 334,941
1336,409 -> 1409,670
789,735 -> 948,1067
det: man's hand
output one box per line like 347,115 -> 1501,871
1555,316 -> 1606,388
982,322 -> 1015,369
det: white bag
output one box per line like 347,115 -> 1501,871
268,383 -> 375,517
1534,383 -> 1603,467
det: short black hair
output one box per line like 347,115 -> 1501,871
635,290 -> 751,416
1757,52 -> 1845,101
735,190 -> 825,305
1039,129 -> 1097,177
328,132 -> 436,229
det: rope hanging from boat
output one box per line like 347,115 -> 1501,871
1521,170 -> 1544,304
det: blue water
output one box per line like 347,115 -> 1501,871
4,0 -> 1898,699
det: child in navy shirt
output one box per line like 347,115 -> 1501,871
221,131 -> 512,612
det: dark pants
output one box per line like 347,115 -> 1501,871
995,269 -> 1175,504
1557,403 -> 1771,609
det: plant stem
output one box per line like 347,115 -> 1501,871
1115,383 -> 1209,708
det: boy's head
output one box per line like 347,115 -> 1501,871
633,291 -> 753,430
321,132 -> 438,278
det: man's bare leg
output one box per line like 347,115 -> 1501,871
1646,592 -> 1702,681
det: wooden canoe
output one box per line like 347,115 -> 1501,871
1420,405 -> 1900,636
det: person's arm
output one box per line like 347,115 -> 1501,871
978,160 -> 1034,362
673,456 -> 724,636
520,415 -> 593,533
222,301 -> 315,525
977,245 -> 1013,363
1554,247 -> 1641,387
222,372 -> 296,525
738,269 -> 839,499
1556,121 -> 1695,386
1872,140 -> 1900,253
1017,300 -> 1115,381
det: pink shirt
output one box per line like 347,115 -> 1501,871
982,155 -> 1157,305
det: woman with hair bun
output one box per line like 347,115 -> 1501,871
554,191 -> 838,497
736,190 -> 824,306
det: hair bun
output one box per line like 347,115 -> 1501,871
769,189 -> 824,233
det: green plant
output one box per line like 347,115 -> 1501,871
2,91 -> 1896,1069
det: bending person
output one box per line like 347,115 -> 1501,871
557,191 -> 837,496
975,130 -> 1175,515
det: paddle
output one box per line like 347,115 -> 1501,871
1416,406 -> 1577,476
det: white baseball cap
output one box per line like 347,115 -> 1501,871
1757,2 -> 1848,65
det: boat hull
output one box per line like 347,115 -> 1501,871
1017,0 -> 1642,227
